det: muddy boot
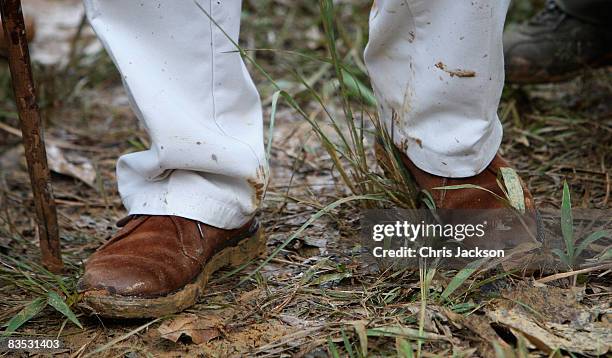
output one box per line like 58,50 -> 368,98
504,0 -> 612,84
78,215 -> 266,318
375,141 -> 543,273
0,15 -> 36,56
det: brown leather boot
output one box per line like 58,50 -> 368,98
0,15 -> 36,56
398,151 -> 536,212
78,215 -> 265,318
375,140 -> 537,211
375,141 -> 543,271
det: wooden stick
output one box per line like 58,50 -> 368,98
1,0 -> 63,272
536,264 -> 611,284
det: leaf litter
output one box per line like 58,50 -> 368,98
0,0 -> 610,356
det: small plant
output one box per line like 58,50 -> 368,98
2,291 -> 83,336
417,261 -> 436,357
552,181 -> 611,270
0,255 -> 82,336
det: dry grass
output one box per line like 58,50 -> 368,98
0,0 -> 610,356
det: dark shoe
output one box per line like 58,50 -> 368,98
504,0 -> 612,84
0,15 -> 36,56
78,215 -> 265,318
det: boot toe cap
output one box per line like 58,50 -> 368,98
78,255 -> 176,298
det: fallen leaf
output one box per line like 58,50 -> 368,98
444,308 -> 491,339
444,307 -> 508,357
158,313 -> 223,345
2,143 -> 97,188
501,283 -> 585,324
488,307 -> 611,355
46,143 -> 97,188
353,321 -> 368,355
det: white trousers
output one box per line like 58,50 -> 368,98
83,0 -> 510,229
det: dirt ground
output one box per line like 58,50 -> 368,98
0,0 -> 610,357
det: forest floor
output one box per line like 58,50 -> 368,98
0,0 -> 610,357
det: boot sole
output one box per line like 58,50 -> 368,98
79,226 -> 266,319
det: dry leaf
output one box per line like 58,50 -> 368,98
158,313 -> 223,345
488,307 -> 611,355
46,144 -> 96,188
1,144 -> 96,188
353,321 -> 368,355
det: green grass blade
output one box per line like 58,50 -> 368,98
492,341 -> 506,358
420,190 -> 437,211
341,68 -> 376,107
47,291 -> 83,329
266,90 -> 281,162
551,248 -> 570,267
2,297 -> 47,336
341,328 -> 355,358
396,338 -> 415,358
261,89 -> 282,199
574,230 -> 611,258
441,258 -> 487,301
327,336 -> 341,358
595,248 -> 612,262
433,184 -> 506,202
319,0 -> 354,121
561,181 -> 574,261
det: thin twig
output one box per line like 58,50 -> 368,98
536,264 -> 612,284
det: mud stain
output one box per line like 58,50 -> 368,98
415,138 -> 423,149
247,178 -> 264,205
435,61 -> 476,78
247,165 -> 267,207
